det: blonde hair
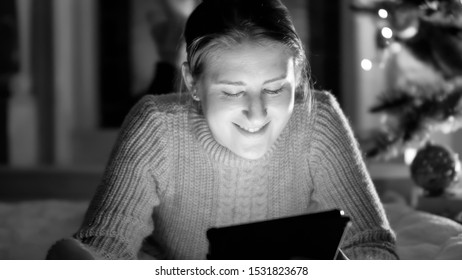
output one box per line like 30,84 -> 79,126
181,0 -> 311,105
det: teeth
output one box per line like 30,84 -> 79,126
245,127 -> 260,133
238,124 -> 263,133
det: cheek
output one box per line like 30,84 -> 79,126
268,92 -> 295,117
202,96 -> 239,131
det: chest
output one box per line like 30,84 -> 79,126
162,159 -> 313,226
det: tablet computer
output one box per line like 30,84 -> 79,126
206,209 -> 351,260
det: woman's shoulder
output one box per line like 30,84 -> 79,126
307,90 -> 355,141
124,93 -> 189,124
291,90 -> 349,144
134,93 -> 189,114
120,93 -> 189,137
293,90 -> 339,118
311,90 -> 339,110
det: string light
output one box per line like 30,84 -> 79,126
378,9 -> 388,19
381,27 -> 393,39
361,59 -> 373,71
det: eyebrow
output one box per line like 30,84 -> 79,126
216,74 -> 287,86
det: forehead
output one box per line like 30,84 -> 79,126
202,42 -> 295,82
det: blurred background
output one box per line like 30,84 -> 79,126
2,0 -> 462,260
0,0 -> 346,199
1,0 -> 462,202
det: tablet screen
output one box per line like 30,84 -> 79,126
206,209 -> 351,260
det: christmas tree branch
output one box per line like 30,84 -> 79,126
366,80 -> 462,159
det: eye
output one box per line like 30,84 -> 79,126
264,88 -> 283,95
222,91 -> 245,97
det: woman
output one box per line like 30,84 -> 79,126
48,0 -> 398,260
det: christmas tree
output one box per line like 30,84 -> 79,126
352,0 -> 462,160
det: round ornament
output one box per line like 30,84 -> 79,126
410,143 -> 460,196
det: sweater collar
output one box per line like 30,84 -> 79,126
188,107 -> 285,168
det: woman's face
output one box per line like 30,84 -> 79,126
193,42 -> 297,160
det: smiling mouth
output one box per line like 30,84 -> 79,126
234,122 -> 270,135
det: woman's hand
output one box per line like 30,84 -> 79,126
46,239 -> 96,260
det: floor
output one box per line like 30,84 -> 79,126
0,200 -> 89,260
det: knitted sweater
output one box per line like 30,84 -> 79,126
72,90 -> 398,260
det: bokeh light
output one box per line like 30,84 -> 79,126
378,9 -> 388,19
381,27 -> 393,39
361,59 -> 373,71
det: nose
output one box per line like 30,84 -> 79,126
243,94 -> 267,122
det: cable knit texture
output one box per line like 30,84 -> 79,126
64,91 -> 398,260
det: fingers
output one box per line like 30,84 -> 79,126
46,239 -> 96,260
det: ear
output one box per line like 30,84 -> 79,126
181,62 -> 195,92
181,62 -> 200,101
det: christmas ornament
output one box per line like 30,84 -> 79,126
410,142 -> 461,196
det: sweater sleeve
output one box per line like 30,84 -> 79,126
72,96 -> 169,259
308,91 -> 399,260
